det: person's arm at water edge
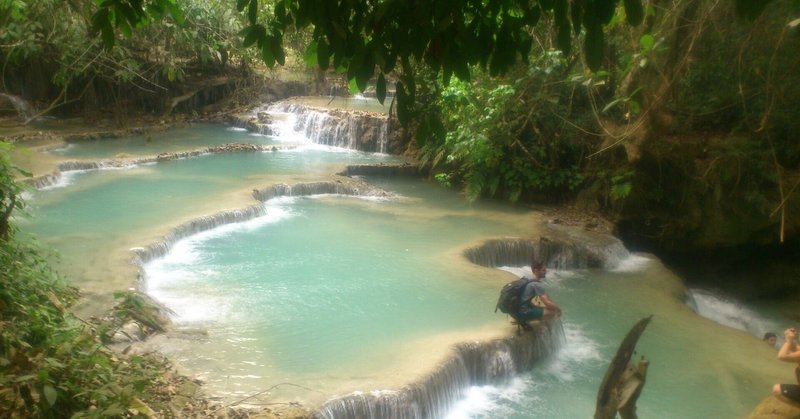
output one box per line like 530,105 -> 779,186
778,328 -> 800,362
539,293 -> 562,317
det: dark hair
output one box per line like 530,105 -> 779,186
531,260 -> 545,271
764,332 -> 777,340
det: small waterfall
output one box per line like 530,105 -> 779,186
131,204 -> 267,265
24,144 -> 275,191
463,234 -> 630,270
0,93 -> 35,121
25,172 -> 63,189
685,288 -> 779,338
267,102 -> 390,152
133,178 -> 393,266
252,179 -> 393,202
338,163 -> 425,178
315,321 -> 563,419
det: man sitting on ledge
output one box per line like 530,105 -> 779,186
516,260 -> 562,325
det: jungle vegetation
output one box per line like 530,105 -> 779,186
1,1 -> 800,415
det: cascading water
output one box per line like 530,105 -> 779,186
316,323 -> 563,419
685,288 -> 782,340
236,100 -> 391,153
0,92 -> 35,121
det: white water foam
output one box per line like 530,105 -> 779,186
47,143 -> 76,155
445,377 -> 532,419
541,322 -> 602,382
265,109 -> 310,144
226,127 -> 248,132
445,322 -> 601,418
144,203 -> 296,323
687,288 -> 780,338
37,170 -> 83,190
610,253 -> 653,272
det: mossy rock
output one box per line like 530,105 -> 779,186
749,395 -> 800,418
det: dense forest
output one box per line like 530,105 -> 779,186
2,0 -> 800,416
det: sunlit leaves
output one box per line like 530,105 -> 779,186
639,34 -> 654,51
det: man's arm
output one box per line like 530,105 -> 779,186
778,328 -> 800,362
540,293 -> 562,316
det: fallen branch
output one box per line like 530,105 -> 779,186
595,315 -> 653,419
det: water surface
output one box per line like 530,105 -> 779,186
18,123 -> 793,418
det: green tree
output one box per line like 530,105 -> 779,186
91,0 -> 774,123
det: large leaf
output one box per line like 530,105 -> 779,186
584,23 -> 604,71
395,81 -> 409,125
304,41 -> 318,68
270,35 -> 285,65
376,73 -> 387,105
43,384 -> 57,406
248,0 -> 258,24
317,40 -> 330,70
623,0 -> 644,26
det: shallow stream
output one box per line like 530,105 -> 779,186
15,104 -> 795,418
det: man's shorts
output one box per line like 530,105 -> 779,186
779,384 -> 800,403
517,305 -> 544,321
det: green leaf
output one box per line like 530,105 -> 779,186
317,40 -> 330,70
584,23 -> 604,71
270,35 -> 285,65
348,77 -> 360,94
248,0 -> 258,24
43,384 -> 57,406
261,43 -> 275,67
396,81 -> 409,125
241,26 -> 261,48
304,41 -> 318,68
165,1 -> 185,25
623,0 -> 644,26
595,0 -> 618,24
601,97 -> 625,113
100,21 -> 115,49
275,0 -> 286,26
376,73 -> 387,104
639,34 -> 654,51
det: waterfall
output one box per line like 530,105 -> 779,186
463,234 -> 630,270
252,179 -> 393,202
25,144 -> 276,191
0,93 -> 35,121
315,321 -> 563,419
685,288 -> 780,338
265,102 -> 390,152
338,163 -> 424,178
130,204 -> 268,265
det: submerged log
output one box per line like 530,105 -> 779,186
595,316 -> 653,419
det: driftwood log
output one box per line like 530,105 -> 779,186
595,316 -> 653,419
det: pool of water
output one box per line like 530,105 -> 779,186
18,123 -> 794,418
290,95 -> 391,114
49,124 -> 277,159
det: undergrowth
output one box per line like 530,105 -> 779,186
1,143 -> 172,417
